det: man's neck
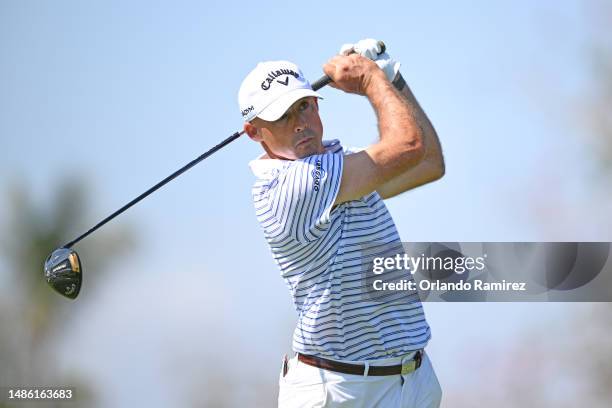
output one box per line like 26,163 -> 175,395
261,142 -> 292,160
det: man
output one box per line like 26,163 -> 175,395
239,39 -> 444,407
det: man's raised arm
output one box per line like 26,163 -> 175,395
323,54 -> 430,205
375,73 -> 444,199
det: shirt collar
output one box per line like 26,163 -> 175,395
248,139 -> 342,178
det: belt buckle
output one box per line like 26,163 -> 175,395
400,360 -> 415,375
400,350 -> 422,375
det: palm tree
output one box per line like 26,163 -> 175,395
0,177 -> 135,407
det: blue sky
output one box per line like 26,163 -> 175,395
1,0 -> 607,406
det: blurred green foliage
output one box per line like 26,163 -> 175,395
0,178 -> 135,407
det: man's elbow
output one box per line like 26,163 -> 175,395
431,156 -> 445,181
397,130 -> 426,168
421,152 -> 445,185
427,129 -> 445,182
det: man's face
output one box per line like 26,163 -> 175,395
246,97 -> 324,160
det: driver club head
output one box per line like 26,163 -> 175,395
44,247 -> 83,299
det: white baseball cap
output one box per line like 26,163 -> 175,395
238,60 -> 322,122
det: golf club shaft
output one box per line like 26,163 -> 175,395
62,75 -> 337,249
63,130 -> 244,248
62,39 -> 389,248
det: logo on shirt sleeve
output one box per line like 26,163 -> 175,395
312,159 -> 324,192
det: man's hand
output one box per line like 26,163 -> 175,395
339,38 -> 400,83
339,39 -> 382,61
322,54 -> 387,96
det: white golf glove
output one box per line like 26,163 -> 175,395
339,38 -> 400,83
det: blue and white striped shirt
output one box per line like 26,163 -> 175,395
249,139 -> 431,361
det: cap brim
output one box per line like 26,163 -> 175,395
257,88 -> 323,121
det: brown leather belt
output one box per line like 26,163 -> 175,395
297,350 -> 422,376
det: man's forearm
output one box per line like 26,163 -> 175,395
365,73 -> 425,171
370,73 -> 444,199
392,74 -> 443,165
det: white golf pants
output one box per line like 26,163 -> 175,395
278,350 -> 442,407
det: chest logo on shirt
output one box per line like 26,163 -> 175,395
312,159 -> 324,192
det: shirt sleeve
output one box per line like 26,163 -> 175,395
266,151 -> 343,243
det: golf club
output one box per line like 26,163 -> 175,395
44,41 -> 386,299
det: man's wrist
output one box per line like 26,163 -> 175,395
392,73 -> 406,91
363,70 -> 392,97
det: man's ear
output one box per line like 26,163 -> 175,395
244,122 -> 263,142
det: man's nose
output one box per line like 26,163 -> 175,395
293,111 -> 307,133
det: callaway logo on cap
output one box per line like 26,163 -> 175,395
238,61 -> 322,122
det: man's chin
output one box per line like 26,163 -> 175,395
296,144 -> 324,159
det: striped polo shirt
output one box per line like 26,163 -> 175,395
249,139 -> 431,361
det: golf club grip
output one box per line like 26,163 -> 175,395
311,40 -> 386,91
311,76 -> 332,91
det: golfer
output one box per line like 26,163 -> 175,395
239,39 -> 444,407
